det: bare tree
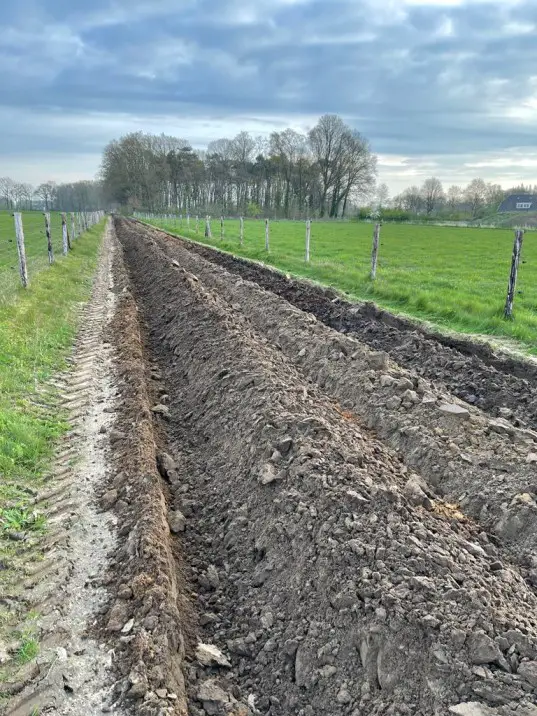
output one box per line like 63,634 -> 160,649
0,177 -> 15,209
375,183 -> 390,209
308,115 -> 344,217
446,185 -> 463,212
308,115 -> 376,217
486,183 -> 505,208
21,183 -> 34,210
36,181 -> 57,211
399,186 -> 423,213
12,182 -> 27,209
421,177 -> 444,215
270,129 -> 308,217
335,130 -> 377,217
464,178 -> 487,218
231,131 -> 256,213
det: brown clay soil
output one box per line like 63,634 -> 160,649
105,217 -> 537,716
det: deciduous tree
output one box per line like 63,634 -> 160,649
421,177 -> 444,215
464,178 -> 487,218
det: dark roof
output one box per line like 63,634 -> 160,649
498,194 -> 537,212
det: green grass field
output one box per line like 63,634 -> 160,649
149,217 -> 537,354
0,213 -> 105,689
0,211 -> 72,302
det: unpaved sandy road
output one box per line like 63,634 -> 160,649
109,217 -> 537,716
4,223 -> 125,716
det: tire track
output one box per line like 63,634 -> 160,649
5,221 -> 125,716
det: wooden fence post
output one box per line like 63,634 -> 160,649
66,213 -> 72,249
205,216 -> 212,238
13,213 -> 29,288
70,212 -> 76,241
265,218 -> 270,252
44,212 -> 54,264
305,219 -> 311,262
504,229 -> 524,319
61,213 -> 69,254
370,223 -> 381,280
240,217 -> 244,247
187,213 -> 190,229
220,216 -> 224,241
196,215 -> 199,234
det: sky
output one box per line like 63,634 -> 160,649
1,0 -> 537,195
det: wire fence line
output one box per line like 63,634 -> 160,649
136,212 -> 529,323
9,210 -> 105,289
135,212 -> 315,262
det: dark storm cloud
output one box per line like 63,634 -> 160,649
1,0 -> 536,187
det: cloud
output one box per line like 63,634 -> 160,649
1,0 -> 536,192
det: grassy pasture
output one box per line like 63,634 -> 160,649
149,217 -> 537,354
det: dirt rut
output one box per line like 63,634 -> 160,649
96,240 -> 195,715
146,225 -> 537,431
129,221 -> 537,563
116,218 -> 537,716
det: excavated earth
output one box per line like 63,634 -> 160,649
107,217 -> 537,716
156,230 -> 537,431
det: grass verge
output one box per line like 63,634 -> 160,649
0,219 -> 106,692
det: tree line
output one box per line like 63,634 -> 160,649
0,177 -> 103,212
100,114 -> 377,218
369,178 -> 535,221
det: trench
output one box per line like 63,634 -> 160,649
115,218 -> 537,716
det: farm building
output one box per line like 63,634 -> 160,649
498,193 -> 537,212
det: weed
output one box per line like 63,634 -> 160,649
0,507 -> 46,534
15,626 -> 39,665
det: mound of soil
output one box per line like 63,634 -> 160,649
128,221 -> 537,561
114,218 -> 537,716
97,245 -> 195,715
